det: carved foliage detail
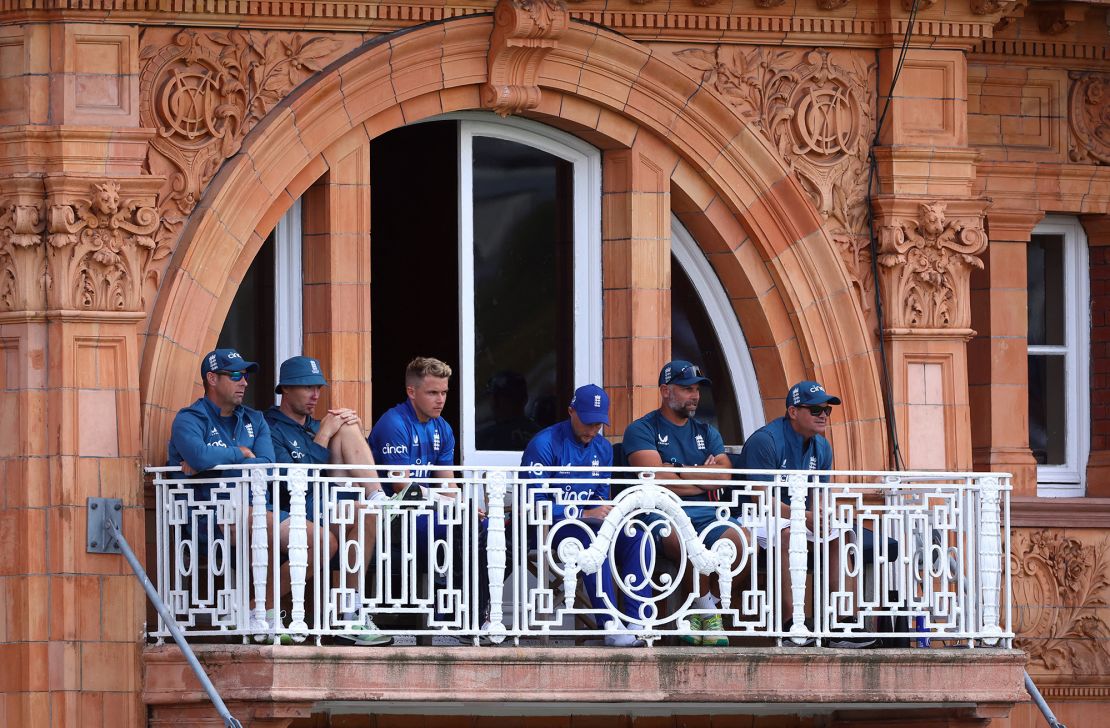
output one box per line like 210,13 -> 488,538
1069,71 -> 1110,165
1013,529 -> 1110,675
0,198 -> 46,312
139,29 -> 342,248
676,46 -> 876,310
47,180 -> 162,311
877,202 -> 986,329
483,0 -> 569,117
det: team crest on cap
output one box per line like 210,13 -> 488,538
593,394 -> 601,407
310,360 -> 319,374
208,354 -> 218,371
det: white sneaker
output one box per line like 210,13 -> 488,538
336,615 -> 391,646
603,619 -> 646,648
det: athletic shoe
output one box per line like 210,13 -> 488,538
603,620 -> 646,647
680,614 -> 703,646
336,615 -> 391,646
264,609 -> 296,646
826,635 -> 877,649
701,613 -> 728,647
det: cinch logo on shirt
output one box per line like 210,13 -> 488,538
381,442 -> 409,455
695,434 -> 705,450
290,449 -> 305,460
208,439 -> 227,448
657,434 -> 669,446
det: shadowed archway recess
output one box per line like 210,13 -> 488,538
139,15 -> 886,469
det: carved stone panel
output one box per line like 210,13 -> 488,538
0,178 -> 47,313
876,201 -> 987,330
45,177 -> 164,312
483,0 -> 569,117
1069,71 -> 1110,165
676,46 -> 876,313
1013,528 -> 1110,676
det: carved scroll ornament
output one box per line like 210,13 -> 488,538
0,195 -> 46,312
1069,71 -> 1110,165
1013,529 -> 1110,675
483,0 -> 569,117
139,29 -> 343,250
676,46 -> 876,313
876,202 -> 986,330
46,180 -> 163,312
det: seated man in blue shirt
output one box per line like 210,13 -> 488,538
737,380 -> 886,648
369,356 -> 491,633
265,355 -> 391,646
623,360 -> 739,647
522,384 -> 650,647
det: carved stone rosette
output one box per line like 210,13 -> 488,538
139,29 -> 344,250
676,46 -> 876,312
875,201 -> 987,330
482,0 -> 569,117
0,178 -> 47,312
1013,529 -> 1110,675
45,177 -> 164,312
1068,71 -> 1110,165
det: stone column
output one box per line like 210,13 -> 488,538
970,211 -> 1043,496
601,134 -> 677,432
0,23 -> 155,728
301,129 -> 374,419
1083,214 -> 1110,496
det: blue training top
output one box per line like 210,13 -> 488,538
368,399 -> 455,490
521,419 -> 612,520
622,409 -> 725,503
264,406 -> 330,465
736,416 -> 831,503
167,397 -> 274,498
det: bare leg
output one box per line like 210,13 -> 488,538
328,423 -> 381,486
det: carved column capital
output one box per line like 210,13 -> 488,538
44,176 -> 165,312
1069,71 -> 1110,165
482,0 -> 569,117
0,177 -> 47,313
874,198 -> 989,331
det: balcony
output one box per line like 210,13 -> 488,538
141,466 -> 1027,727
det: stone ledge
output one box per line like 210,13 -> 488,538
143,645 -> 1029,711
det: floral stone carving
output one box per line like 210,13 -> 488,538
1069,71 -> 1110,165
0,186 -> 46,312
876,201 -> 986,330
46,179 -> 164,312
483,0 -> 569,117
1013,529 -> 1110,675
139,29 -> 344,249
676,46 -> 876,312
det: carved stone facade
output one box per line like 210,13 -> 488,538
483,0 -> 569,117
0,180 -> 46,312
1013,529 -> 1110,676
876,201 -> 987,330
1069,71 -> 1110,165
675,46 -> 876,313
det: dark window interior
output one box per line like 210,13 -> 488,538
217,232 -> 275,409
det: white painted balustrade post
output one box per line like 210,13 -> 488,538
977,476 -> 1003,645
786,473 -> 811,644
485,471 -> 508,642
287,467 -> 310,640
249,468 -> 270,634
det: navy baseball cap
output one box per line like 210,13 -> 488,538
200,348 -> 259,377
570,384 -> 610,425
787,380 -> 842,407
275,355 -> 328,393
659,360 -> 712,387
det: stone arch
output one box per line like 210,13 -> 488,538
140,15 -> 886,468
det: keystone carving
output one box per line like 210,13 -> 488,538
483,0 -> 569,117
1069,71 -> 1110,165
1013,529 -> 1110,675
676,46 -> 876,314
971,0 -> 1020,14
0,184 -> 46,312
139,29 -> 344,251
815,0 -> 850,9
46,179 -> 164,312
876,201 -> 987,330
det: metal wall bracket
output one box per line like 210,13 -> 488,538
87,497 -> 123,554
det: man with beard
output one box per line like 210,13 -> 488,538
622,360 -> 737,646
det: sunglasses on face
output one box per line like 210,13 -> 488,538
795,404 -> 832,417
217,370 -> 247,382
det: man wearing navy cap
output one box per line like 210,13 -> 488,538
623,360 -> 737,646
737,380 -> 877,648
521,384 -> 651,647
265,355 -> 391,646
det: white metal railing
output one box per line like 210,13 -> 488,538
146,465 -> 1013,648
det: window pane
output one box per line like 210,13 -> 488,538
472,136 -> 573,449
1028,234 -> 1065,347
218,232 -> 275,410
1028,353 -> 1066,465
671,255 -> 743,445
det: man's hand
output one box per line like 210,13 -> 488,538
238,445 -> 256,458
328,408 -> 362,429
582,505 -> 612,520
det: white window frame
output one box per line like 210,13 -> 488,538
451,113 -> 603,466
1030,215 -> 1089,497
273,197 -> 303,371
671,216 -> 764,441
